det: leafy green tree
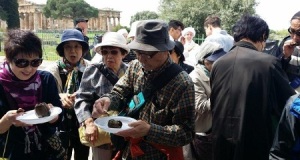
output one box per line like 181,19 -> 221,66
112,24 -> 129,32
159,0 -> 256,37
130,11 -> 159,24
0,0 -> 20,29
0,6 -> 7,21
43,0 -> 98,21
269,29 -> 289,41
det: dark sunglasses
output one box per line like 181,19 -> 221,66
101,49 -> 119,55
13,58 -> 43,68
288,27 -> 300,37
133,50 -> 159,59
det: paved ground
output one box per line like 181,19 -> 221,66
0,56 -> 93,160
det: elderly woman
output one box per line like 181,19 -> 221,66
74,32 -> 129,160
169,41 -> 194,73
0,29 -> 64,160
45,29 -> 90,160
182,27 -> 200,65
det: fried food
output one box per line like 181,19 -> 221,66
35,102 -> 50,118
108,119 -> 122,128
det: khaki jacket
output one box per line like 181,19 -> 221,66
189,64 -> 212,133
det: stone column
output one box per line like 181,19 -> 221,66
24,13 -> 29,30
117,17 -> 120,26
33,12 -> 38,31
107,17 -> 111,31
113,17 -> 116,27
38,12 -> 42,30
19,13 -> 24,30
29,13 -> 34,30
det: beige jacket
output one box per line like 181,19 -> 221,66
45,59 -> 90,93
189,64 -> 212,133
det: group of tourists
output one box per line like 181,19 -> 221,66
1,10 -> 300,160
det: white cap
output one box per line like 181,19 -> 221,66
182,27 -> 196,37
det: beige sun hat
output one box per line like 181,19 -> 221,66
94,32 -> 130,53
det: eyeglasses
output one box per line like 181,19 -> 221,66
288,27 -> 300,37
133,50 -> 159,59
13,58 -> 43,68
64,44 -> 82,51
101,49 -> 119,55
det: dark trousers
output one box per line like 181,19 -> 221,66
60,130 -> 89,160
191,134 -> 212,160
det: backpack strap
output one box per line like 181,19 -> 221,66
124,63 -> 183,117
144,63 -> 183,99
92,63 -> 119,85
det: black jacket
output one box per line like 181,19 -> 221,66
210,41 -> 295,160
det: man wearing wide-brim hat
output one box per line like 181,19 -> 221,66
92,19 -> 195,160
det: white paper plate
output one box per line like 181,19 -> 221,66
16,107 -> 62,125
94,116 -> 137,133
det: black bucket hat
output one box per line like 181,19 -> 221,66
128,19 -> 175,51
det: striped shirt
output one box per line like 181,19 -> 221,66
107,58 -> 195,160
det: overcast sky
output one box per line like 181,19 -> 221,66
29,0 -> 300,30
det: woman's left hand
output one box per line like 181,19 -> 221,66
60,93 -> 76,109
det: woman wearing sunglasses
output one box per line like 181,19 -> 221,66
74,32 -> 129,160
45,29 -> 90,160
0,29 -> 64,159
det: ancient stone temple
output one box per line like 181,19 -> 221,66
1,0 -> 121,31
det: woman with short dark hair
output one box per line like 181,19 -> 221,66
0,29 -> 64,160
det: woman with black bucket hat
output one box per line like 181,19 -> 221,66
45,29 -> 90,160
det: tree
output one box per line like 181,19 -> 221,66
0,0 -> 20,29
112,24 -> 129,32
130,11 -> 159,24
0,6 -> 7,21
43,0 -> 98,20
159,0 -> 256,37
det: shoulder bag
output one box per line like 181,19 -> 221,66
78,63 -> 120,147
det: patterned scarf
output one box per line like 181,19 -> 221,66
57,58 -> 87,94
0,61 -> 42,110
200,64 -> 210,77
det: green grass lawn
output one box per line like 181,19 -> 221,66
0,45 -> 60,61
0,30 -> 103,61
42,45 -> 60,61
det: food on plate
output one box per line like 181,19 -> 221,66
35,102 -> 50,118
108,119 -> 122,128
